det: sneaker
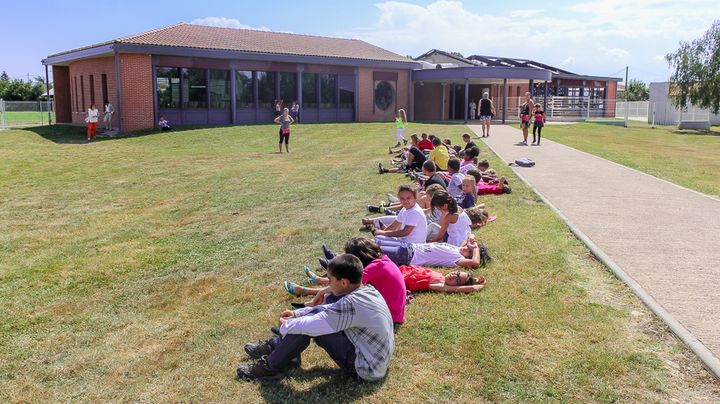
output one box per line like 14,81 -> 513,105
393,142 -> 401,148
236,355 -> 300,381
367,205 -> 381,213
322,244 -> 336,260
378,163 -> 385,174
318,258 -> 329,270
387,194 -> 399,204
403,139 -> 408,145
244,338 -> 276,359
388,147 -> 393,154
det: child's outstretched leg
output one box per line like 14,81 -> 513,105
304,267 -> 329,286
283,281 -> 323,297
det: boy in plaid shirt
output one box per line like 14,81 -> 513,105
237,254 -> 395,381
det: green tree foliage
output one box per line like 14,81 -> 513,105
618,78 -> 649,101
666,20 -> 720,113
0,71 -> 9,81
450,51 -> 464,59
0,73 -> 48,101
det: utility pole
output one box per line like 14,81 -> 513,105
624,66 -> 629,128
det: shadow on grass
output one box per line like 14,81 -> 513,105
256,366 -> 384,403
672,129 -> 720,137
23,123 -> 257,144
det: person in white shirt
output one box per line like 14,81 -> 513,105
86,104 -> 99,140
103,100 -> 114,131
426,190 -> 472,246
371,184 -> 427,245
376,233 -> 485,269
469,99 -> 477,121
158,116 -> 172,131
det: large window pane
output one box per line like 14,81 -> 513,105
339,75 -> 354,109
279,72 -> 296,104
302,73 -> 317,108
209,69 -> 230,109
182,68 -> 207,108
157,67 -> 180,108
257,71 -> 276,109
320,74 -> 337,109
236,70 -> 254,108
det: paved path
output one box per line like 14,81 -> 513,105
468,124 -> 720,373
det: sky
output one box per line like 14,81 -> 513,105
1,0 -> 718,84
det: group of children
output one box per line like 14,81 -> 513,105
236,131 -> 506,383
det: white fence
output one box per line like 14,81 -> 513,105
0,99 -> 54,129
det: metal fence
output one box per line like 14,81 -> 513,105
0,99 -> 54,129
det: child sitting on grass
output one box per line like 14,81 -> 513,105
460,146 -> 480,174
237,254 -> 394,382
458,175 -> 478,209
370,185 -> 427,244
445,158 -> 465,199
426,191 -> 472,246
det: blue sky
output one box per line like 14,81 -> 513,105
1,0 -> 717,84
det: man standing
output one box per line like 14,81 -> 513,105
103,100 -> 114,131
469,99 -> 477,121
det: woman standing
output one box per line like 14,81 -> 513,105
394,109 -> 408,147
478,92 -> 495,137
518,92 -> 534,145
86,103 -> 99,141
274,107 -> 294,154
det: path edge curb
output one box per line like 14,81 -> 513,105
477,132 -> 720,380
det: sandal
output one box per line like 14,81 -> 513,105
304,265 -> 318,285
284,281 -> 306,297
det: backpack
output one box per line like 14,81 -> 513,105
513,158 -> 535,167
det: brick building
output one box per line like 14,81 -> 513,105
42,24 -> 621,133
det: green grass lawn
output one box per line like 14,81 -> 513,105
540,122 -> 720,198
2,111 -> 55,126
1,123 -> 718,402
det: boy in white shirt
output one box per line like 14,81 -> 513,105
446,158 -> 465,199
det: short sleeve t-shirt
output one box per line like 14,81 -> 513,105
464,141 -> 477,150
424,173 -> 448,190
418,139 -> 434,151
409,243 -> 464,267
395,203 -> 428,244
447,172 -> 465,198
363,255 -> 406,324
459,161 -> 476,175
446,211 -> 472,246
459,192 -> 476,209
428,145 -> 449,171
399,265 -> 444,292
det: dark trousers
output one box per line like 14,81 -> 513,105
533,123 -> 543,143
267,293 -> 356,375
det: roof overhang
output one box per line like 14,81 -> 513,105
43,43 -> 420,70
412,66 -> 552,82
553,73 -> 623,82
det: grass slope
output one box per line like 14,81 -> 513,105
1,123 -> 718,402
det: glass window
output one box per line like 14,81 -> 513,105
320,74 -> 337,109
236,70 -> 254,108
302,73 -> 317,108
257,71 -> 276,109
156,67 -> 180,108
374,81 -> 394,111
339,88 -> 354,109
182,68 -> 207,108
209,69 -> 230,109
279,72 -> 296,104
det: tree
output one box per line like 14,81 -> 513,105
450,51 -> 464,59
3,79 -> 34,101
618,78 -> 649,101
666,20 -> 720,113
0,71 -> 9,81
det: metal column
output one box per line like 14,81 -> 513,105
151,56 -> 158,128
114,49 -> 122,133
502,79 -> 507,124
543,80 -> 549,112
296,65 -> 303,122
230,69 -> 237,125
463,78 -> 469,123
45,65 -> 51,125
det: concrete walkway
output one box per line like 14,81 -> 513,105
468,124 -> 720,375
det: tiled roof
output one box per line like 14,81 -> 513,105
48,23 -> 414,64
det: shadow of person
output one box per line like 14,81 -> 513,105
22,123 -> 231,144
255,366 -> 386,403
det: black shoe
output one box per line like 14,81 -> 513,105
394,142 -> 401,148
270,326 -> 280,336
403,139 -> 408,145
318,258 -> 329,270
236,355 -> 300,381
367,205 -> 381,213
244,337 -> 276,359
378,163 -> 386,174
290,302 -> 306,309
322,244 -> 336,260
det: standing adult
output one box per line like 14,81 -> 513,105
469,99 -> 476,121
518,92 -> 534,145
274,99 -> 283,117
394,109 -> 408,147
478,92 -> 495,138
274,107 -> 294,154
86,103 -> 99,141
102,100 -> 114,131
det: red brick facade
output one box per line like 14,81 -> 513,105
65,56 -> 118,126
118,54 -> 154,132
357,67 -> 411,122
51,66 -> 71,124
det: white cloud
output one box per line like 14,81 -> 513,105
604,47 -> 630,58
190,17 -> 270,31
559,56 -> 577,66
654,55 -> 667,62
509,9 -> 543,18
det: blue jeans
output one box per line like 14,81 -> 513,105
375,236 -> 412,266
267,294 -> 356,375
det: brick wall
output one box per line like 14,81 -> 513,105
67,56 -> 118,126
357,67 -> 411,122
52,66 -> 71,123
119,54 -> 154,132
414,82 -> 444,121
606,81 -> 618,117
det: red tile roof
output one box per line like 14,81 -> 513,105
48,23 -> 414,64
